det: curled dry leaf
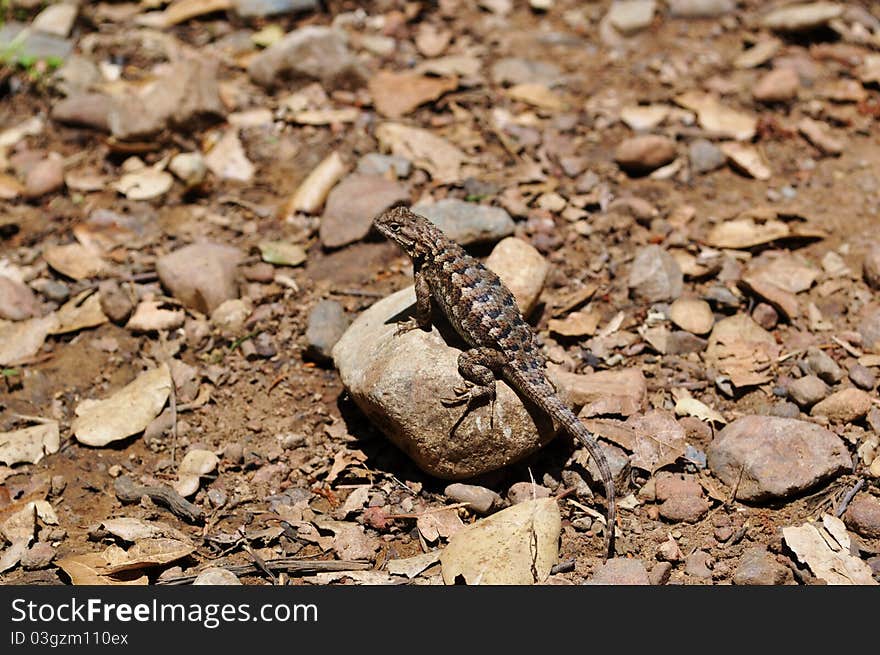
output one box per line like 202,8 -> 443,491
125,300 -> 186,332
101,538 -> 195,573
720,142 -> 770,180
440,498 -> 561,585
50,290 -> 108,334
98,517 -> 191,543
0,314 -> 59,366
287,151 -> 348,215
375,122 -> 466,184
783,515 -> 876,586
174,449 -> 219,498
113,167 -> 174,200
671,389 -> 726,425
676,92 -> 757,141
705,217 -> 825,249
0,420 -> 60,466
72,363 -> 172,447
507,83 -> 566,110
0,539 -> 30,574
43,243 -> 106,280
57,553 -> 148,586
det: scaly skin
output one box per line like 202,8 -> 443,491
374,205 -> 616,560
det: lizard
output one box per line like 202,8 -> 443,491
374,205 -> 616,560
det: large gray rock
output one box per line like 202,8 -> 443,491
248,26 -> 366,90
332,287 -> 555,479
411,199 -> 515,246
707,415 -> 850,502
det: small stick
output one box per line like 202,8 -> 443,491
169,373 -> 179,468
114,475 -> 204,523
157,558 -> 372,585
550,559 -> 576,575
240,529 -> 277,585
834,478 -> 865,518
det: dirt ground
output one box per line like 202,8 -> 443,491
1,0 -> 879,586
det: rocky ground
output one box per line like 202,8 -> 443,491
1,0 -> 880,586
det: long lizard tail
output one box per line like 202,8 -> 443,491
534,392 -> 617,560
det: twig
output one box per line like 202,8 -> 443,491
169,372 -> 179,468
384,502 -> 470,520
834,478 -> 865,518
114,475 -> 204,524
240,529 -> 278,585
157,558 -> 372,585
329,288 -> 385,298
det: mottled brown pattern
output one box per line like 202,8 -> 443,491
374,206 -> 616,559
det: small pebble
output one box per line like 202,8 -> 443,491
684,550 -> 713,579
305,300 -> 350,365
507,481 -> 552,505
444,483 -> 501,515
801,347 -> 843,384
193,567 -> 242,585
615,135 -> 677,175
843,495 -> 880,539
848,364 -> 876,390
752,302 -> 778,329
98,279 -> 134,324
787,375 -> 829,408
733,546 -> 792,585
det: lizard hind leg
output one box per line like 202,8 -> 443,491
442,347 -> 507,434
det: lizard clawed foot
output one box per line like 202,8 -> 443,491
393,317 -> 422,337
440,383 -> 474,407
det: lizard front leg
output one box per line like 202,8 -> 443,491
395,266 -> 432,335
442,347 -> 508,433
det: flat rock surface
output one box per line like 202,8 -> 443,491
707,415 -> 850,502
332,287 -> 556,479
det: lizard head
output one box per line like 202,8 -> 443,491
373,205 -> 440,259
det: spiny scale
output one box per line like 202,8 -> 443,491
374,205 -> 616,560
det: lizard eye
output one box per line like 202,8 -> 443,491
389,222 -> 401,233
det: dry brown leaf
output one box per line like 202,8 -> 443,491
50,290 -> 109,334
720,142 -> 770,180
671,390 -> 726,425
114,167 -> 174,200
676,92 -> 757,140
204,129 -> 254,183
705,217 -> 825,249
507,83 -> 566,110
174,449 -> 219,498
0,421 -> 60,466
101,538 -> 195,573
440,498 -> 561,585
375,122 -> 467,184
98,517 -> 191,543
386,550 -> 442,578
783,515 -> 876,586
626,410 -> 686,473
43,243 -> 106,280
548,309 -> 601,337
1,500 -> 58,543
57,553 -> 149,586
0,314 -> 59,366
125,300 -> 186,332
72,364 -> 172,447
369,71 -> 458,118
417,508 -> 464,543
706,314 -> 779,388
